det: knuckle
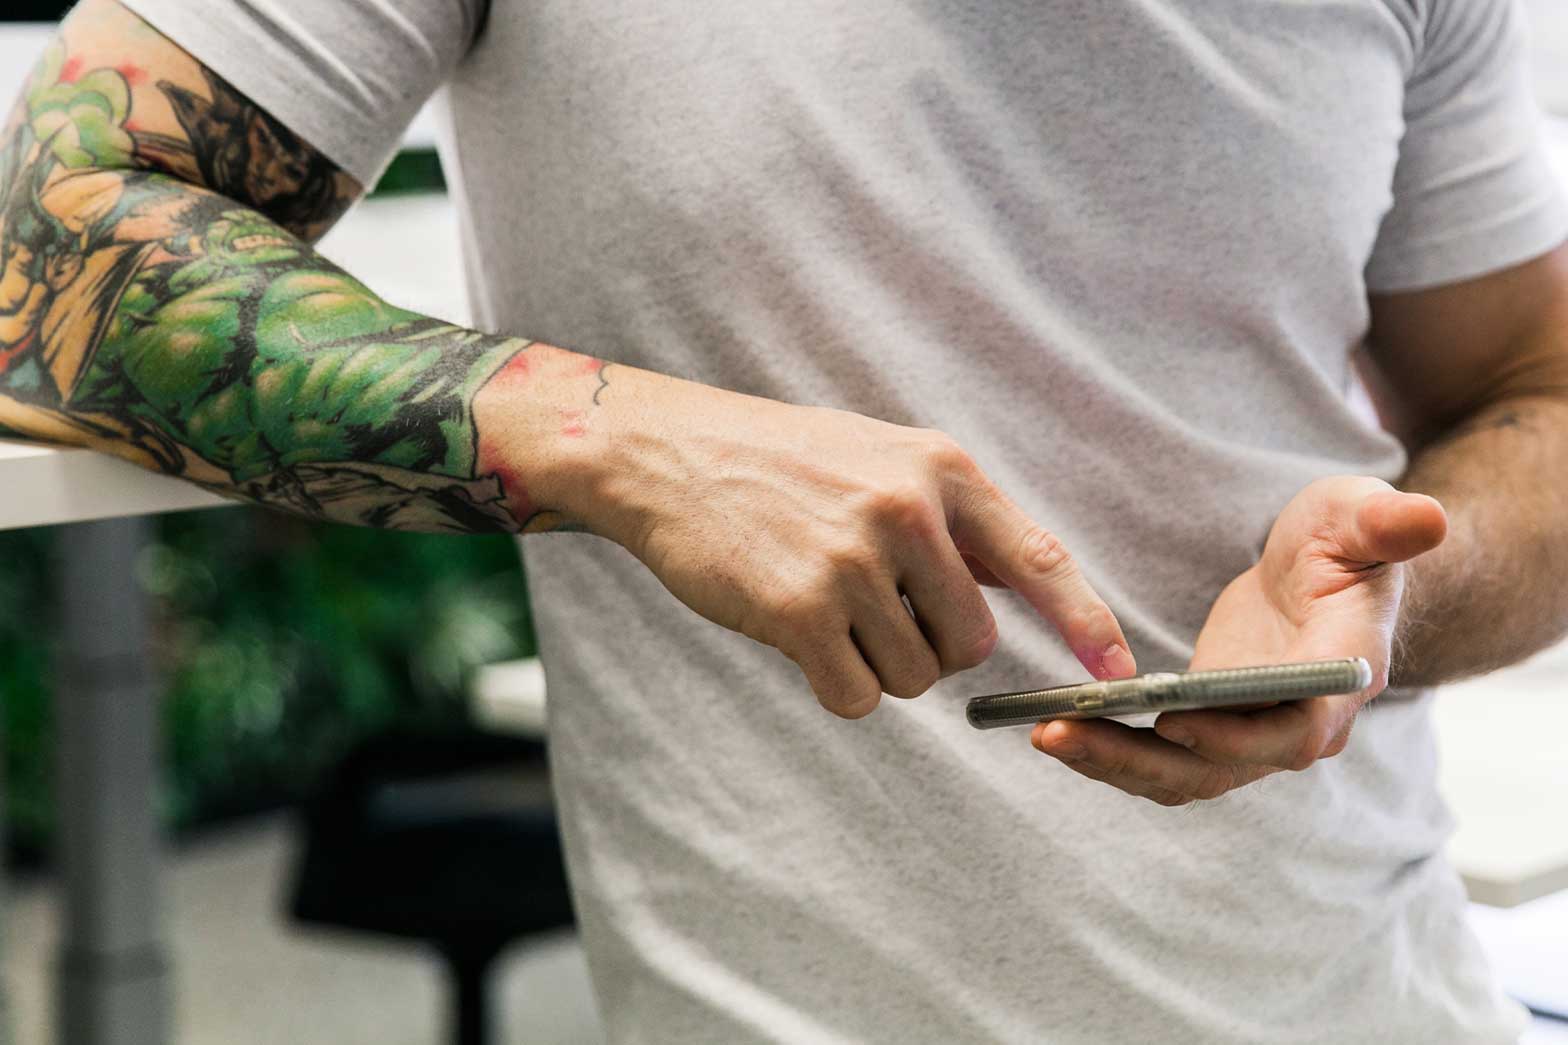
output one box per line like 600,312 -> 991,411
824,684 -> 881,719
823,540 -> 880,581
1070,606 -> 1119,642
865,482 -> 938,534
1019,527 -> 1073,576
957,621 -> 1000,668
768,584 -> 832,637
884,661 -> 941,700
924,430 -> 978,473
1149,789 -> 1193,808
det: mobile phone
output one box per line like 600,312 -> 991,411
963,658 -> 1372,730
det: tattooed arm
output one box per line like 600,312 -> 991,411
0,0 -> 609,533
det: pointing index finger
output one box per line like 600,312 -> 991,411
950,482 -> 1135,680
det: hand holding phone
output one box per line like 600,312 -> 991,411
964,658 -> 1372,730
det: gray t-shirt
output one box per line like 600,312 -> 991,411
124,1 -> 1568,1041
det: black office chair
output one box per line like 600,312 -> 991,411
288,728 -> 576,1045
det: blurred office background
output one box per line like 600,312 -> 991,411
2,2 -> 1568,1043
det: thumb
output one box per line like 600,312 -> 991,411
1340,488 -> 1448,566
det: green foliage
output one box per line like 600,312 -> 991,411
0,526 -> 56,858
1,508 -> 535,864
1,5 -> 71,20
371,149 -> 447,195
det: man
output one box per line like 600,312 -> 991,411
2,0 -> 1565,1040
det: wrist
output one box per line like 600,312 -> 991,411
1385,498 -> 1471,688
469,339 -> 619,535
541,363 -> 804,556
496,346 -> 704,547
1387,561 -> 1421,688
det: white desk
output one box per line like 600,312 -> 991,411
1437,645 -> 1568,907
0,442 -> 227,530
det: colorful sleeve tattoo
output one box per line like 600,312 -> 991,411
0,12 -> 586,534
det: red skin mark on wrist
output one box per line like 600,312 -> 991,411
114,63 -> 146,87
477,450 -> 536,524
473,346 -> 601,524
473,350 -> 536,523
491,352 -> 532,383
59,57 -> 84,83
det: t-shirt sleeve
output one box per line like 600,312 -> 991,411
1365,0 -> 1568,293
118,0 -> 486,189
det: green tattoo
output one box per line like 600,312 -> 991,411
0,36 -> 573,533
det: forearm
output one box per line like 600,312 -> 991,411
1391,393 -> 1568,686
0,161 -> 619,533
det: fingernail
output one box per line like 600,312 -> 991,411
1101,642 -> 1135,679
1047,740 -> 1087,762
1158,725 -> 1196,749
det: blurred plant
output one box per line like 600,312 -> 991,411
3,3 -> 72,19
1,507 -> 535,866
0,526 -> 56,858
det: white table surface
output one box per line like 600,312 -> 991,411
1436,643 -> 1568,907
0,440 -> 229,530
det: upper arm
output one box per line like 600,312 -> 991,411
1364,241 -> 1568,449
1357,0 -> 1568,448
1364,0 -> 1566,295
10,0 -> 362,242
